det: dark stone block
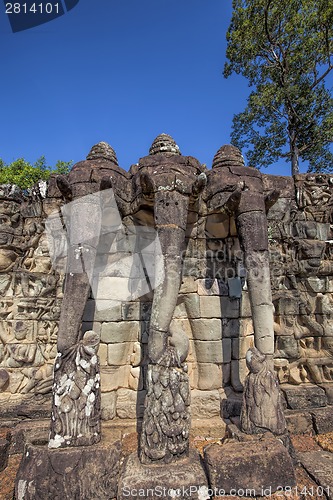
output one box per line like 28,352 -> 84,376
311,407 -> 333,434
0,394 -> 52,420
285,410 -> 314,435
298,451 -> 333,500
281,384 -> 327,410
15,439 -> 121,500
118,450 -> 208,500
204,438 -> 296,496
221,398 -> 242,419
9,419 -> 50,455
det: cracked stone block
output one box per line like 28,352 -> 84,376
15,440 -> 122,500
298,451 -> 333,500
118,450 -> 208,500
204,438 -> 296,496
281,385 -> 327,410
285,410 -> 314,435
311,407 -> 333,434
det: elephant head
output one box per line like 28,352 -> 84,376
55,141 -> 129,353
206,144 -> 279,356
131,134 -> 207,363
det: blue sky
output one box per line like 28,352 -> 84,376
0,0 -> 307,176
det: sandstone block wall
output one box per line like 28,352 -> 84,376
0,171 -> 332,419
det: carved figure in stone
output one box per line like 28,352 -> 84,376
205,145 -> 286,435
134,134 -> 207,463
287,337 -> 333,385
273,295 -> 324,340
0,195 -> 23,272
22,232 -> 53,273
296,174 -> 333,222
49,142 -> 129,447
0,322 -> 38,368
241,347 -> 286,435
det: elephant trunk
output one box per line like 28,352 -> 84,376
148,191 -> 189,363
236,209 -> 275,356
57,195 -> 102,353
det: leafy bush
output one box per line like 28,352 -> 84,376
0,156 -> 73,189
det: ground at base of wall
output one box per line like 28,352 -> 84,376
1,420 -> 333,499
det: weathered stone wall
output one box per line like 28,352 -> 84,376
0,171 -> 332,419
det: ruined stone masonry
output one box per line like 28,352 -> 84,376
0,138 -> 332,428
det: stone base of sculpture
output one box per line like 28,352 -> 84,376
49,330 -> 101,448
15,438 -> 121,500
241,347 -> 287,435
139,349 -> 191,464
204,436 -> 296,497
118,449 -> 208,500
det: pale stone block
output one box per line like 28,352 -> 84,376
93,276 -> 149,301
197,278 -> 228,296
98,343 -> 108,366
240,291 -> 252,317
101,365 -> 130,392
184,293 -> 201,318
101,391 -> 117,420
200,296 -> 221,318
101,321 -> 139,343
116,389 -> 145,419
232,335 -> 254,360
194,339 -> 231,364
191,389 -> 221,418
240,317 -> 254,337
83,299 -> 122,322
197,363 -> 222,390
107,343 -> 134,366
231,359 -> 249,392
102,252 -> 139,277
190,318 -> 222,341
179,276 -> 198,294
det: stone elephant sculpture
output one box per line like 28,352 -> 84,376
131,134 -> 207,463
49,141 -> 130,448
205,145 -> 285,436
130,134 -> 207,365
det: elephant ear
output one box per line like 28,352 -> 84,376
140,173 -> 155,196
56,175 -> 72,201
265,189 -> 280,212
100,175 -> 113,191
192,172 -> 207,198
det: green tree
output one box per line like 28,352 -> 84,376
0,157 -> 73,189
224,0 -> 333,175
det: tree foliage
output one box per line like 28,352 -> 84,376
0,156 -> 73,189
224,0 -> 333,174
